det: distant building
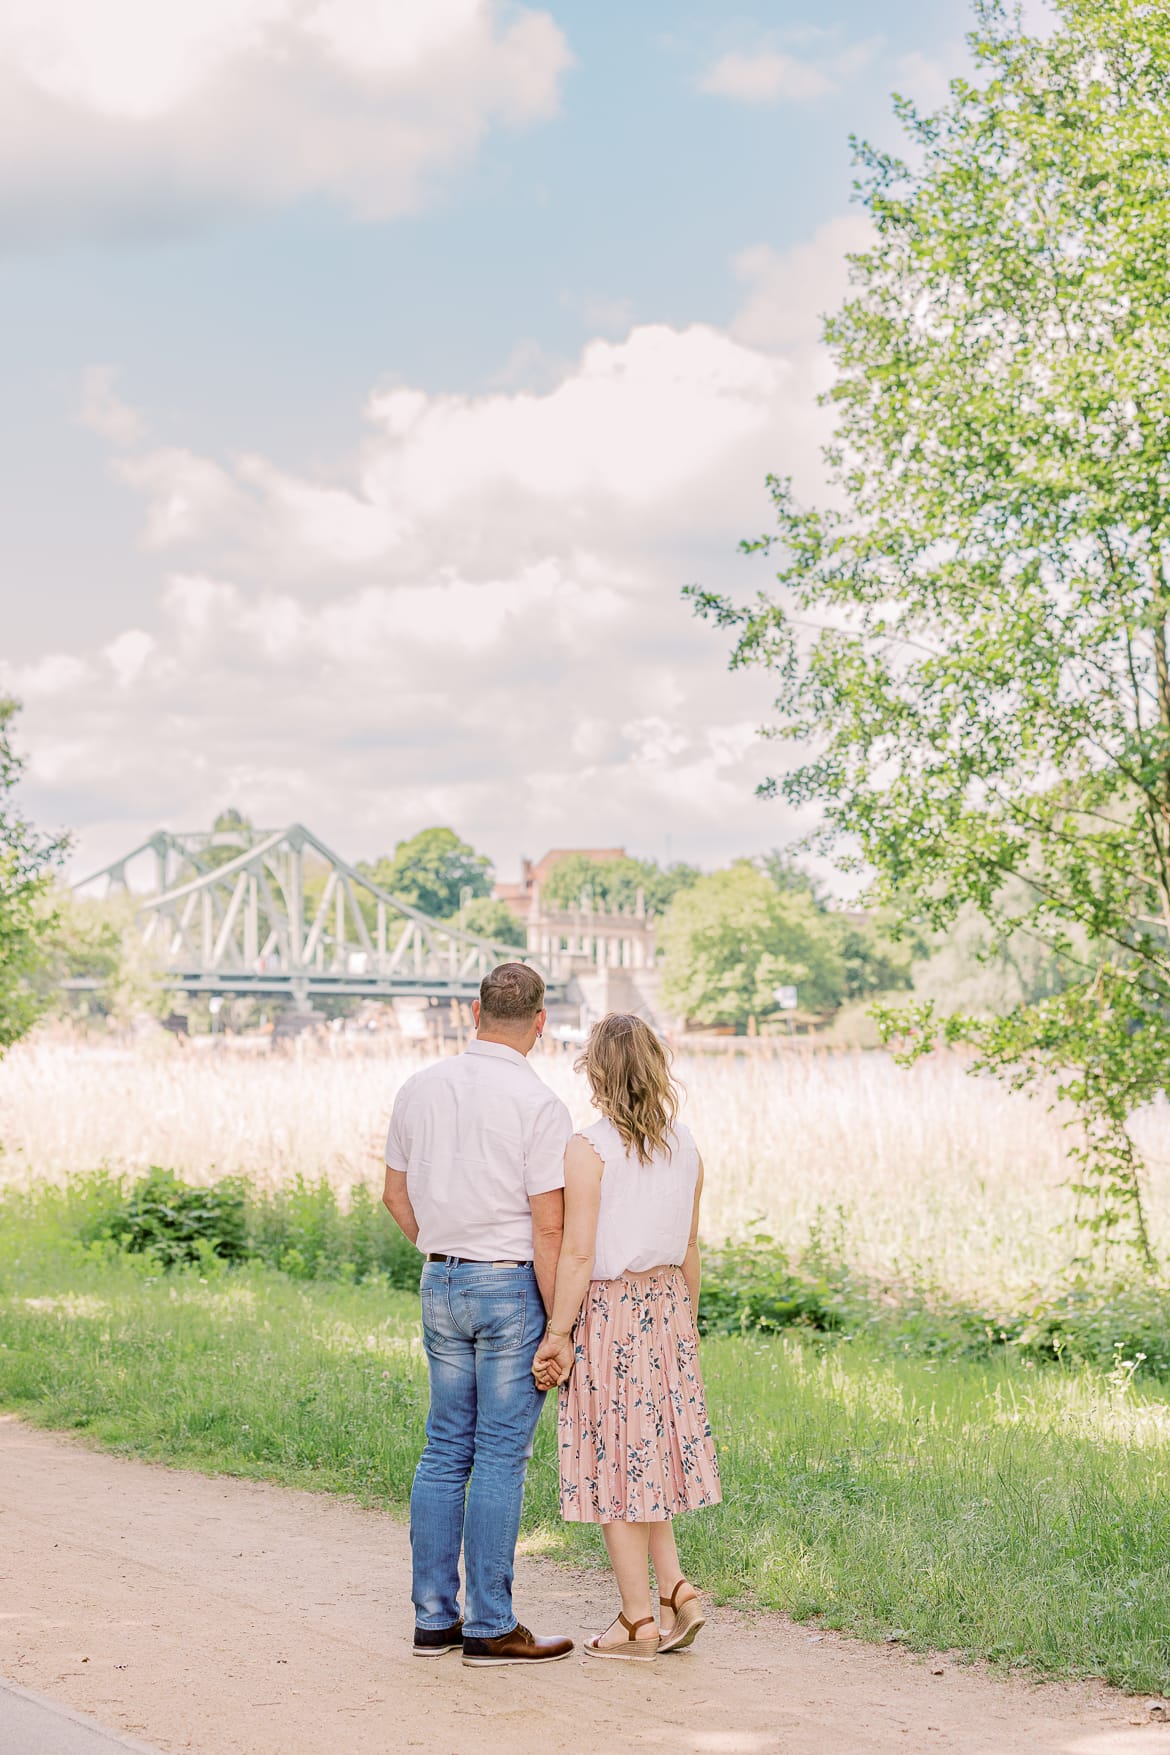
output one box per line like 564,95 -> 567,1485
494,847 -> 628,922
493,848 -> 663,1029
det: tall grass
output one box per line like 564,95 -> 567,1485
3,1038 -> 1169,1298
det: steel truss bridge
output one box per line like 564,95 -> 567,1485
73,824 -> 565,1007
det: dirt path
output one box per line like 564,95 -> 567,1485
2,1416 -> 1168,1755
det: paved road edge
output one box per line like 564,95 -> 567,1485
0,1675 -> 165,1754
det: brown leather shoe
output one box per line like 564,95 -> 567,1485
462,1622 -> 574,1666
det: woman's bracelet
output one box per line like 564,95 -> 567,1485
546,1325 -> 572,1338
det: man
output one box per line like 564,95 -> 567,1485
382,961 -> 574,1666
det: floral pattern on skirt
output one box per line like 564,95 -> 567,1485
558,1266 -> 722,1523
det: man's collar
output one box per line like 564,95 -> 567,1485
466,1037 -> 530,1067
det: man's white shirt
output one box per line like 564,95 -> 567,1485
384,1039 -> 572,1261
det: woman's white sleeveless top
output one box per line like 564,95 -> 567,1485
583,1116 -> 700,1281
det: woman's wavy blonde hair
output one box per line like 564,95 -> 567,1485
575,1012 -> 681,1166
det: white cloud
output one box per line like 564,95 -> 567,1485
701,50 -> 833,104
485,338 -> 577,393
570,293 -> 636,338
13,541 -> 790,877
11,219 -> 864,877
1019,0 -> 1057,34
104,628 -> 155,687
362,324 -> 789,507
3,0 -> 286,120
699,39 -> 878,106
892,50 -> 956,112
99,323 -> 824,597
5,652 -> 90,699
732,214 -> 875,352
114,449 -> 251,548
78,365 -> 147,446
0,0 -> 571,242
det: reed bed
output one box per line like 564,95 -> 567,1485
2,1036 -> 1168,1300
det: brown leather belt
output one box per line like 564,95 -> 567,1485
426,1253 -> 531,1268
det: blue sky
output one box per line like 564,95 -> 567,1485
0,0 -> 1026,884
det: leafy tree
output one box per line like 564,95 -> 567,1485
39,890 -> 123,1016
689,0 -> 1170,1258
762,852 -> 917,999
37,889 -> 170,1023
541,852 -> 626,910
640,860 -> 701,916
213,808 -> 253,837
541,852 -> 699,916
455,896 -> 527,947
0,699 -> 68,1050
909,902 -> 1073,1018
360,826 -> 492,920
835,914 -> 918,1002
660,862 -> 845,1028
183,809 -> 258,878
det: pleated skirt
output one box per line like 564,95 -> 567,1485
557,1266 -> 722,1523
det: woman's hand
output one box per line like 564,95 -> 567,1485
532,1332 -> 574,1389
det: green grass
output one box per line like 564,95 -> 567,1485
2,1221 -> 1169,1694
15,1166 -> 1170,1376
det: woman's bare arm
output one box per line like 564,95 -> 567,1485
681,1158 -> 705,1311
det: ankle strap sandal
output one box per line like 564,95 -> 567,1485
585,1612 -> 660,1661
658,1582 -> 706,1654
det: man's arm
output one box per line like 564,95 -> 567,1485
529,1188 -> 564,1315
532,1134 -> 604,1387
382,1082 -> 419,1245
382,1165 -> 419,1245
525,1095 -> 573,1314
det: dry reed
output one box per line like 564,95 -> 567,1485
2,1036 -> 1168,1298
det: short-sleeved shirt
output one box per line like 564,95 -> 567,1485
384,1038 -> 572,1261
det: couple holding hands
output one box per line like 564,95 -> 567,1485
382,961 -> 721,1666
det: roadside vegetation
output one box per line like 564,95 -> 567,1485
7,1167 -> 1170,1381
2,1184 -> 1169,1695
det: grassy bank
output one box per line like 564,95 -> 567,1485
2,1219 -> 1169,1693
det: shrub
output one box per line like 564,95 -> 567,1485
58,1167 -> 423,1287
106,1167 -> 250,1268
242,1175 -> 418,1287
698,1228 -> 860,1336
697,1223 -> 1170,1379
1006,1277 -> 1170,1377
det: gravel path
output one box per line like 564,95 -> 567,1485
2,1415 -> 1167,1755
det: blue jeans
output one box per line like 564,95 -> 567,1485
411,1260 -> 547,1639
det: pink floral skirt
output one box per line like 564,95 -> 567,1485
557,1266 -> 722,1523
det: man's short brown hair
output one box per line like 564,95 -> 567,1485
480,961 -> 546,1022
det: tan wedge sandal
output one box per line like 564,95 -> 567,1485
658,1580 -> 706,1653
585,1612 -> 660,1661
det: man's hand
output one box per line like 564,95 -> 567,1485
532,1332 -> 574,1390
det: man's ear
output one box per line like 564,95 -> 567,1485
537,1007 -> 548,1035
471,998 -> 481,1027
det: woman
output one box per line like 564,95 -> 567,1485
532,1013 -> 721,1661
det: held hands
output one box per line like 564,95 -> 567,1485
532,1331 -> 574,1391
